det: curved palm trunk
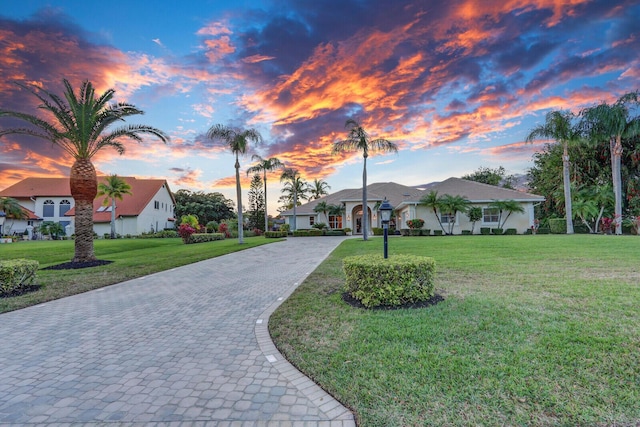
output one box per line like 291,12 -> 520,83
263,171 -> 269,231
70,159 -> 98,262
362,155 -> 368,241
235,155 -> 244,244
612,136 -> 623,235
562,142 -> 575,234
110,198 -> 117,239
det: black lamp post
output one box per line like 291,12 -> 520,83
379,198 -> 393,259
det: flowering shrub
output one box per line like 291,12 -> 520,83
178,224 -> 196,243
218,223 -> 231,238
601,217 -> 613,234
407,219 -> 424,229
252,227 -> 264,236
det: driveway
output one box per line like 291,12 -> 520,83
0,236 -> 356,426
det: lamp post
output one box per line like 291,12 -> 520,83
378,198 -> 393,259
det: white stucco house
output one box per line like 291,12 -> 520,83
281,178 -> 545,235
0,176 -> 176,237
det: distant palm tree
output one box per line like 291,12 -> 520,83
438,194 -> 470,235
246,155 -> 283,232
207,124 -> 262,243
313,200 -> 330,224
0,196 -> 28,235
488,200 -> 525,229
280,168 -> 307,231
580,92 -> 640,234
419,190 -> 446,234
332,119 -> 398,240
0,79 -> 169,262
97,175 -> 132,239
309,178 -> 331,200
526,110 -> 582,234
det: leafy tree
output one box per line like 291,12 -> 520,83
308,178 -> 331,200
97,175 -> 132,239
461,166 -> 516,188
332,119 -> 398,240
580,92 -> 640,234
0,196 -> 27,235
438,194 -> 470,234
207,124 -> 262,244
526,110 -> 582,234
0,79 -> 169,262
246,155 -> 283,233
488,200 -> 525,229
173,189 -> 235,225
572,184 -> 614,233
419,190 -> 446,234
466,206 -> 483,234
247,174 -> 266,231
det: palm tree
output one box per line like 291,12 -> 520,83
0,196 -> 27,235
309,178 -> 331,200
438,194 -> 470,235
246,155 -> 283,232
97,175 -> 132,239
0,79 -> 169,262
332,119 -> 398,240
280,168 -> 304,231
207,124 -> 262,244
580,92 -> 640,235
526,110 -> 582,234
313,200 -> 330,225
466,206 -> 482,234
488,200 -> 525,229
419,190 -> 446,234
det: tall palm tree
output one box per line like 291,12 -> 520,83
419,190 -> 446,234
97,175 -> 132,239
488,200 -> 525,229
580,92 -> 640,235
280,168 -> 306,231
207,124 -> 262,244
526,110 -> 582,234
246,155 -> 283,232
332,119 -> 398,240
0,79 -> 169,262
309,178 -> 331,200
438,194 -> 470,235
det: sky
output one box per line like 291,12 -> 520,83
1,0 -> 639,215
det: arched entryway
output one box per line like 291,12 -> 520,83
351,204 -> 372,235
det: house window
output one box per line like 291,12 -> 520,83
59,200 -> 71,216
483,208 -> 499,223
440,213 -> 455,224
329,215 -> 343,229
43,200 -> 55,217
154,201 -> 160,209
309,216 -> 315,226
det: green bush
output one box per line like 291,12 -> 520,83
372,227 -> 383,236
265,231 -> 287,238
188,233 -> 225,244
504,228 -> 517,235
293,230 -> 310,237
400,229 -> 411,236
433,230 -> 443,236
573,223 -> 591,234
0,259 -> 39,296
280,224 -> 290,233
491,228 -> 504,235
308,228 -> 323,236
343,254 -> 436,308
410,229 -> 421,236
537,227 -> 551,234
325,230 -> 345,236
480,227 -> 491,235
549,218 -> 568,234
312,222 -> 327,230
461,230 -> 472,235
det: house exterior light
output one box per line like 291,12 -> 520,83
378,198 -> 393,259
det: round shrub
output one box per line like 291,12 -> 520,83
343,254 -> 436,308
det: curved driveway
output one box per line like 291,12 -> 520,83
0,236 -> 355,426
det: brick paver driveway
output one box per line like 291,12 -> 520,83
0,236 -> 355,426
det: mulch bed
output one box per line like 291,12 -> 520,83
342,292 -> 445,310
42,260 -> 114,270
0,284 -> 42,299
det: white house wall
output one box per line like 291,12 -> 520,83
136,187 -> 176,234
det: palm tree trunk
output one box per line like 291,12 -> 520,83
263,171 -> 269,232
562,142 -> 575,234
612,136 -> 623,235
70,158 -> 97,262
235,155 -> 244,244
362,156 -> 368,241
110,198 -> 116,239
292,185 -> 297,232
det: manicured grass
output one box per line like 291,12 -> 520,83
0,237 -> 279,313
270,235 -> 640,426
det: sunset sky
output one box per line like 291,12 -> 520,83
1,0 -> 639,215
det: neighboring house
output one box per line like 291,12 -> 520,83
0,177 -> 176,237
281,178 -> 545,235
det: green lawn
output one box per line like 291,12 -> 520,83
270,235 -> 640,427
0,237 -> 279,313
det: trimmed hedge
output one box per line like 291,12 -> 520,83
265,231 -> 287,238
325,230 -> 346,236
372,227 -> 383,236
188,233 -> 225,244
433,230 -> 443,236
343,254 -> 436,308
293,230 -> 310,237
461,230 -> 472,235
549,218 -> 568,234
504,228 -> 517,235
0,259 -> 39,296
491,228 -> 504,235
480,227 -> 491,235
